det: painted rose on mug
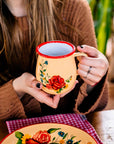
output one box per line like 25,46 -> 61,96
46,75 -> 66,90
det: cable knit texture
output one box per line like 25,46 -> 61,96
0,0 -> 108,120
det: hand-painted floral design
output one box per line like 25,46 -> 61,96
58,131 -> 65,137
26,138 -> 39,144
66,139 -> 73,144
15,127 -> 93,144
47,75 -> 66,90
15,128 -> 80,144
32,130 -> 51,143
39,60 -> 72,93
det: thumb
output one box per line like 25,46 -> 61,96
31,80 -> 42,89
77,45 -> 98,58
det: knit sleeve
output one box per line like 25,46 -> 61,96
0,80 -> 26,121
0,16 -> 29,121
72,0 -> 108,114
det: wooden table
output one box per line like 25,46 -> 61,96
0,110 -> 114,143
87,110 -> 114,144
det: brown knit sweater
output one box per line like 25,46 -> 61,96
0,0 -> 108,121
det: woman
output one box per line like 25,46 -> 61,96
0,0 -> 109,120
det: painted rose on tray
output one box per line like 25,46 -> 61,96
32,130 -> 51,143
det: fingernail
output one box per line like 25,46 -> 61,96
36,83 -> 41,88
80,45 -> 83,48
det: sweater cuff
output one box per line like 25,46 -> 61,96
74,72 -> 108,115
0,80 -> 26,121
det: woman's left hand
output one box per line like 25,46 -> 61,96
77,45 -> 109,86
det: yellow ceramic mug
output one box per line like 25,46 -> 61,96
36,41 -> 87,94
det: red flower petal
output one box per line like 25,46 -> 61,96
32,131 -> 51,143
47,75 -> 66,90
26,138 -> 39,144
46,84 -> 52,89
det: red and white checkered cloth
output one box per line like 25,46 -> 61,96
6,113 -> 103,144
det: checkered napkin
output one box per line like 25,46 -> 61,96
6,113 -> 103,144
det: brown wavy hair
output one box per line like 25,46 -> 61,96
0,0 -> 79,76
0,0 -> 64,75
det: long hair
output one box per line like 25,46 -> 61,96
0,0 -> 64,75
0,0 -> 78,76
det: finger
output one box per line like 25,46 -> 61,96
40,93 -> 60,109
77,45 -> 98,58
31,88 -> 60,109
78,69 -> 101,83
81,76 -> 96,86
60,80 -> 78,97
23,73 -> 36,87
78,63 -> 90,73
23,73 -> 42,89
78,56 -> 106,69
31,79 -> 42,89
52,94 -> 61,108
78,63 -> 105,77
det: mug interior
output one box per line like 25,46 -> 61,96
37,41 -> 75,57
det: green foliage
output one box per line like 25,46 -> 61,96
47,128 -> 61,134
15,131 -> 24,139
16,139 -> 22,144
87,0 -> 113,55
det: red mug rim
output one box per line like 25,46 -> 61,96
36,41 -> 76,59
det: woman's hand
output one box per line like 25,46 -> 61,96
77,45 -> 109,86
60,80 -> 78,98
13,73 -> 60,108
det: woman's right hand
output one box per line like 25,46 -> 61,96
12,72 -> 60,108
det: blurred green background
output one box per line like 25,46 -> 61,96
87,0 -> 114,55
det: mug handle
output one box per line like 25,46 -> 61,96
74,52 -> 88,76
74,52 -> 87,57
